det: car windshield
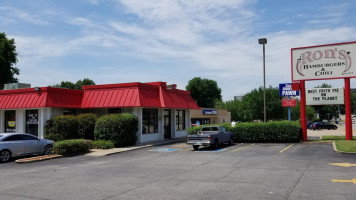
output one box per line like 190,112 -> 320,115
201,127 -> 219,131
0,134 -> 5,138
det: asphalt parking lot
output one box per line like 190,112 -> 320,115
0,142 -> 355,200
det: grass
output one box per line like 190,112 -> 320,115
321,136 -> 356,140
335,140 -> 356,152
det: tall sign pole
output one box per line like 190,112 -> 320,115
300,81 -> 307,142
259,38 -> 267,122
345,78 -> 352,140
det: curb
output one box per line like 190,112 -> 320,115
332,141 -> 356,154
15,154 -> 63,163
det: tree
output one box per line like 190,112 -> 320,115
51,78 -> 95,90
186,77 -> 222,108
0,33 -> 19,89
218,86 -> 288,121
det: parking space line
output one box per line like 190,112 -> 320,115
332,179 -> 356,184
231,143 -> 255,152
280,144 -> 294,153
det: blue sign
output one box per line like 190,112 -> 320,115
279,83 -> 300,96
202,109 -> 218,115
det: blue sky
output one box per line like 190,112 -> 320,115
1,0 -> 356,100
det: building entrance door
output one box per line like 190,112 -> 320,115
26,110 -> 38,136
164,110 -> 171,139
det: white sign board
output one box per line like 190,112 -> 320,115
292,42 -> 356,81
306,88 -> 344,105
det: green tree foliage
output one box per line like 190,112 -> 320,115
219,86 -> 291,121
0,33 -> 19,89
51,78 -> 95,90
242,86 -> 285,121
186,77 -> 222,108
291,101 -> 315,121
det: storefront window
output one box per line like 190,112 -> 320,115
176,110 -> 186,131
5,110 -> 16,133
142,109 -> 158,134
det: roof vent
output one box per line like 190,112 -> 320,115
167,84 -> 177,90
4,83 -> 31,90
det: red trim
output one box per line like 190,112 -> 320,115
291,41 -> 356,51
345,78 -> 353,140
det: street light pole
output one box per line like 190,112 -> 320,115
258,38 -> 267,122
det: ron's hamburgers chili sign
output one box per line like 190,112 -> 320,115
292,42 -> 356,81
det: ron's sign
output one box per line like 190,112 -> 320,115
306,88 -> 344,105
279,83 -> 300,96
292,42 -> 356,81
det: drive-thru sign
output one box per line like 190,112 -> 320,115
292,41 -> 356,141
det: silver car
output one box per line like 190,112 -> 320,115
0,133 -> 54,162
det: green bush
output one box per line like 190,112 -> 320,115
94,113 -> 138,147
229,121 -> 301,142
92,140 -> 114,149
53,139 -> 92,155
188,126 -> 202,135
45,115 -> 79,141
77,113 -> 97,140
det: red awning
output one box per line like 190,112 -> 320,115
81,82 -> 161,108
0,87 -> 82,109
0,82 -> 199,110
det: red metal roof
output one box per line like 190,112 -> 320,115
0,82 -> 199,110
0,87 -> 82,109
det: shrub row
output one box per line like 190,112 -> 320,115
54,139 -> 92,155
53,139 -> 115,155
229,121 -> 301,142
45,113 -> 97,141
94,113 -> 138,147
92,140 -> 115,149
187,121 -> 301,142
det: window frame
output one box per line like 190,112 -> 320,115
176,110 -> 186,131
142,108 -> 158,134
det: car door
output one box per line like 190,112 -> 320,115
2,135 -> 25,157
21,134 -> 42,154
220,127 -> 229,143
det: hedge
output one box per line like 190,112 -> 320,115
77,113 -> 97,140
92,140 -> 114,149
54,139 -> 92,155
229,121 -> 301,142
94,113 -> 138,147
45,115 -> 79,141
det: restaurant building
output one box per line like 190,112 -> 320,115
0,82 -> 199,143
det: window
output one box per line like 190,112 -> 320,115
3,135 -> 23,141
176,110 -> 186,131
142,109 -> 158,134
21,134 -> 38,140
5,110 -> 16,133
108,108 -> 121,114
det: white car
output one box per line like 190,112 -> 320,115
0,133 -> 54,162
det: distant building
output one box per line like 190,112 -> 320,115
234,95 -> 244,101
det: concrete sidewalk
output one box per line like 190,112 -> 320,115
15,137 -> 186,163
85,137 -> 186,157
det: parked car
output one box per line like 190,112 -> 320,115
310,122 -> 337,130
307,122 -> 313,129
186,125 -> 233,150
0,133 -> 54,162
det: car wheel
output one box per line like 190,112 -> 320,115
211,139 -> 219,150
0,150 -> 11,162
229,137 -> 234,145
318,127 -> 321,130
43,145 -> 53,155
193,145 -> 199,150
333,126 -> 337,130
